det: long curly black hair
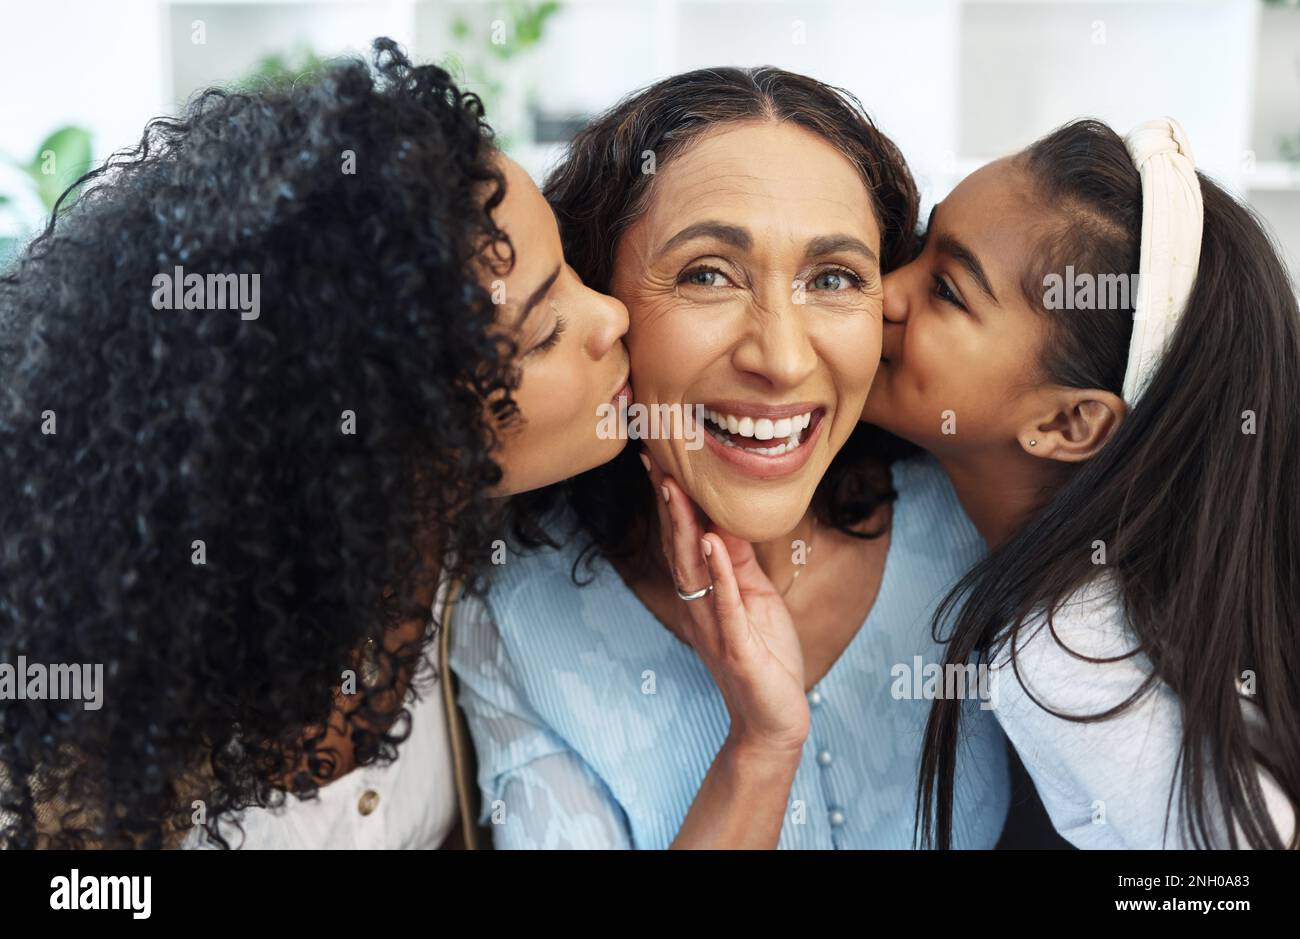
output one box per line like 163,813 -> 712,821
0,38 -> 517,848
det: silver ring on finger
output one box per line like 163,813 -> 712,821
675,582 -> 714,602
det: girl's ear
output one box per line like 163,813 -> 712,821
1018,388 -> 1126,463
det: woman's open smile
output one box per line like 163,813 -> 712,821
698,401 -> 827,478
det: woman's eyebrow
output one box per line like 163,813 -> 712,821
510,264 -> 561,328
804,234 -> 877,265
659,221 -> 752,255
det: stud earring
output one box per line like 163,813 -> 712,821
1029,439 -> 1037,447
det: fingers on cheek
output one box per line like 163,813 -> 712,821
702,535 -> 722,576
673,521 -> 700,576
668,478 -> 697,532
666,485 -> 689,537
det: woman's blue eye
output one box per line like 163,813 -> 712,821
681,267 -> 728,288
812,269 -> 861,291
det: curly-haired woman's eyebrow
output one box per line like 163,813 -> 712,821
512,263 -> 561,329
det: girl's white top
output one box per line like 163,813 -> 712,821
990,573 -> 1294,848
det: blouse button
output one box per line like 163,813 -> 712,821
357,789 -> 380,816
829,808 -> 846,827
807,689 -> 823,707
817,749 -> 833,767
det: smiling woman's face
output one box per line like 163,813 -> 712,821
611,120 -> 883,541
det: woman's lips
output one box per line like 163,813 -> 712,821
700,409 -> 825,479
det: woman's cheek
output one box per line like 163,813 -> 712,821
525,357 -> 575,436
628,298 -> 719,389
624,284 -> 684,325
825,310 -> 881,389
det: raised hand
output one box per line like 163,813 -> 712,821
641,448 -> 809,756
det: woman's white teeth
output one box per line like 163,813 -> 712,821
704,408 -> 813,437
702,407 -> 816,457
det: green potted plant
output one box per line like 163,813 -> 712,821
0,125 -> 94,269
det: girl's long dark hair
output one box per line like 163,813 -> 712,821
512,66 -> 921,576
918,120 -> 1300,849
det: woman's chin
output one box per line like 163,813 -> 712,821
696,502 -> 809,545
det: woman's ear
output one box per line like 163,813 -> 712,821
1017,388 -> 1126,463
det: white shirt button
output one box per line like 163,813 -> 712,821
829,809 -> 846,827
807,689 -> 823,707
357,789 -> 380,816
817,749 -> 832,766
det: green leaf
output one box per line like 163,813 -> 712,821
233,47 -> 326,94
23,125 -> 93,213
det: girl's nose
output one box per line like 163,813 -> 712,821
881,269 -> 909,325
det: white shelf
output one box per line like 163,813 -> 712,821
4,0 -> 1299,274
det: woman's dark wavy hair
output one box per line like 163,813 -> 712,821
511,66 -> 922,575
0,38 -> 520,847
918,119 -> 1300,849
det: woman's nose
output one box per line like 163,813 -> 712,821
734,307 -> 817,389
584,286 -> 629,360
882,269 -> 909,325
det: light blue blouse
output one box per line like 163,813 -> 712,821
450,454 -> 1011,848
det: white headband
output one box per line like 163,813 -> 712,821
1121,117 -> 1204,404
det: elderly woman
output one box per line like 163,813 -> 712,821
448,66 -> 1011,848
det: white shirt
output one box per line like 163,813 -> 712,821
990,574 -> 1295,849
184,587 -> 458,850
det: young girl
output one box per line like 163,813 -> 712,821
0,39 -> 630,848
650,116 -> 1298,850
860,117 -> 1299,849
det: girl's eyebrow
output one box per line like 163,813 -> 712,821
929,204 -> 998,303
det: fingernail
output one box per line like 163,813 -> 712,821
640,452 -> 651,472
660,484 -> 670,504
700,537 -> 712,558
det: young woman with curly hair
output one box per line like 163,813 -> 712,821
0,38 -> 630,849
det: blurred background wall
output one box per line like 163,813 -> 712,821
2,0 -> 1299,285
